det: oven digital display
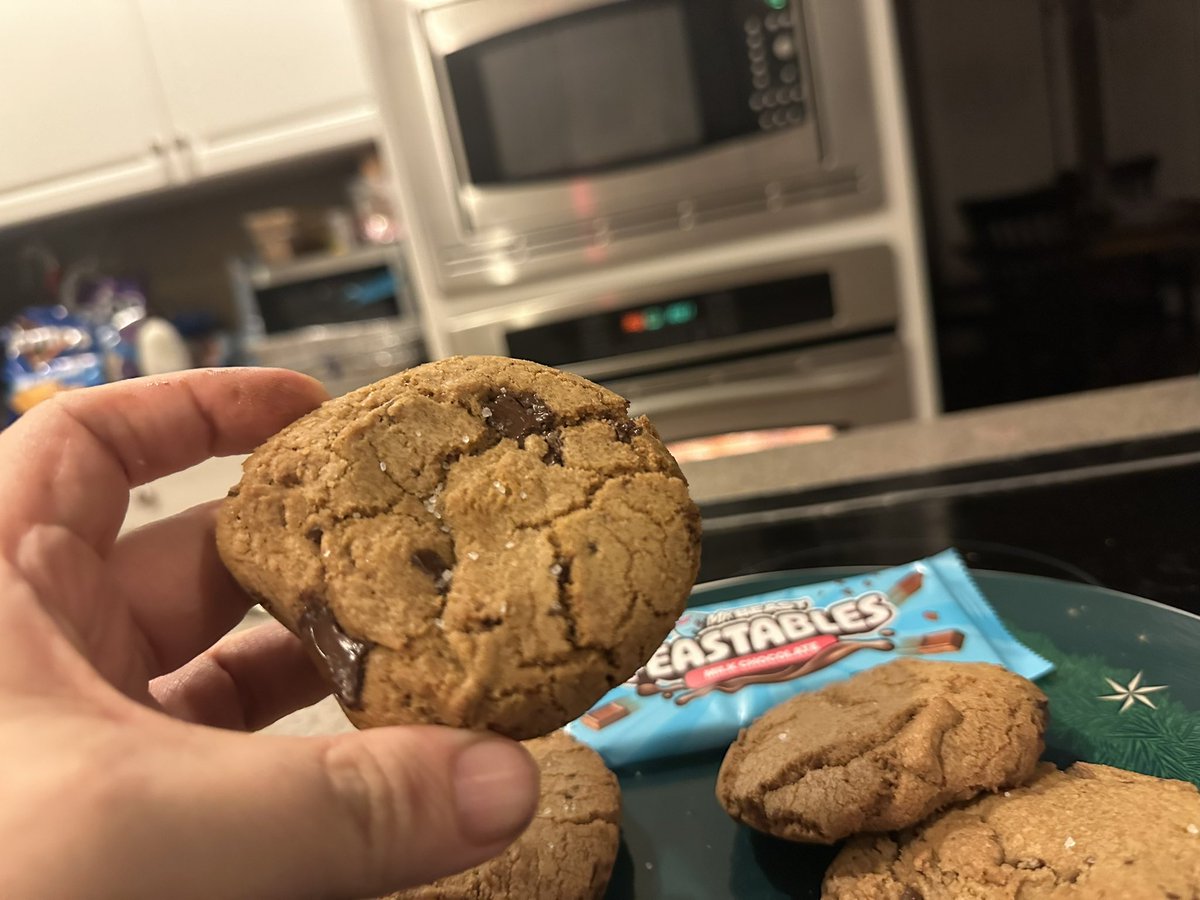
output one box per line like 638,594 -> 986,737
619,300 -> 699,335
505,271 -> 834,367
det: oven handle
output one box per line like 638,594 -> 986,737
626,356 -> 896,417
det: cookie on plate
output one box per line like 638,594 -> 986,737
716,659 -> 1046,843
822,762 -> 1200,899
386,731 -> 621,900
216,356 -> 701,739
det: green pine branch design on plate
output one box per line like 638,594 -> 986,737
1009,627 -> 1200,786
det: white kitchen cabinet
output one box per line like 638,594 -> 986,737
0,0 -> 376,228
0,0 -> 177,228
136,0 -> 376,179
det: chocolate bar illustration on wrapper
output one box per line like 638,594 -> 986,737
887,570 -> 924,605
581,701 -> 631,730
901,628 -> 967,655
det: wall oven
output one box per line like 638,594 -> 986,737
362,0 -> 883,293
444,243 -> 912,441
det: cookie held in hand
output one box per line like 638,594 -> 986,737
716,659 -> 1047,843
217,356 -> 701,739
385,731 -> 620,900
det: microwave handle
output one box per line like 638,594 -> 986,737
627,356 -> 895,418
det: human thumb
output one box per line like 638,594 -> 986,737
116,724 -> 540,900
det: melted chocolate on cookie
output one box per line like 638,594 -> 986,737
485,391 -> 556,442
299,600 -> 372,708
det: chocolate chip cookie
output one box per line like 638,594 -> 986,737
384,731 -> 620,900
823,762 -> 1200,899
216,356 -> 701,739
716,659 -> 1046,843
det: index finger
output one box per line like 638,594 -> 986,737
0,368 -> 328,555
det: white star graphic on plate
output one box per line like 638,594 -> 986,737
1098,671 -> 1168,713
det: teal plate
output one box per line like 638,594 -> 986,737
603,568 -> 1200,900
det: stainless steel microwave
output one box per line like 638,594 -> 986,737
361,0 -> 883,292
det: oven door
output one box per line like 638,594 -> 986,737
611,333 -> 912,444
419,0 -> 823,233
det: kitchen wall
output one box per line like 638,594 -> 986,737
1099,0 -> 1200,200
900,0 -> 1061,286
900,0 -> 1200,287
0,150 -> 364,329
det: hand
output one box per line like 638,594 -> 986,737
0,369 -> 538,899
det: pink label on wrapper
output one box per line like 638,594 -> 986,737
683,634 -> 839,689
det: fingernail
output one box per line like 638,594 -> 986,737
453,738 -> 538,844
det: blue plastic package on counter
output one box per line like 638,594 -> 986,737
565,549 -> 1053,768
3,306 -> 107,418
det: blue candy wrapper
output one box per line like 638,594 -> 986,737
566,549 -> 1053,768
3,306 -> 107,418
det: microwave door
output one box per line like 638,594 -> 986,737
421,0 -> 822,235
445,1 -> 705,187
365,0 -> 881,291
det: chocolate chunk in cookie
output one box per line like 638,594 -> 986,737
216,356 -> 701,739
484,390 -> 556,442
385,731 -> 620,900
297,598 -> 373,708
824,762 -> 1200,899
716,660 -> 1047,843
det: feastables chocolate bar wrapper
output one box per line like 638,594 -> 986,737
566,549 -> 1053,768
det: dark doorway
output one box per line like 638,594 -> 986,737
896,0 -> 1200,411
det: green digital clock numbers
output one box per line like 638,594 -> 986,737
619,300 -> 698,335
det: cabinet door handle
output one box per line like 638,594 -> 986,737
172,134 -> 197,176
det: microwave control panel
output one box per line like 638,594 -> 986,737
739,0 -> 806,132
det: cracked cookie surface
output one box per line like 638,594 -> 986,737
823,762 -> 1200,899
216,356 -> 701,738
385,731 -> 620,900
715,660 -> 1047,843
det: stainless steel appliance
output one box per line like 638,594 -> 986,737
230,245 -> 425,397
359,0 -> 931,437
362,0 -> 883,292
445,244 -> 911,439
